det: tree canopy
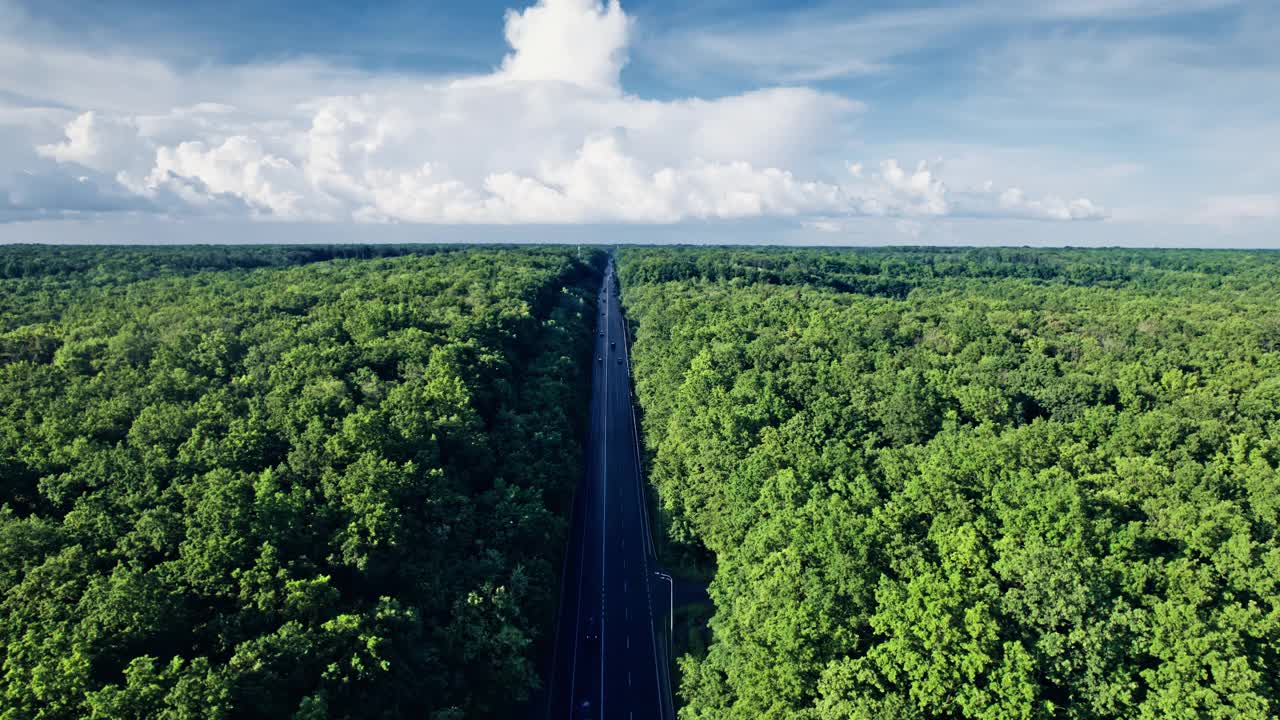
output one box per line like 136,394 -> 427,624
0,245 -> 605,719
618,246 -> 1280,720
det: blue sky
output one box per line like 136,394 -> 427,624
1,0 -> 1277,245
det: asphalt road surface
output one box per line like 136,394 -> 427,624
544,261 -> 672,720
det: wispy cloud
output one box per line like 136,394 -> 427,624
641,0 -> 1249,85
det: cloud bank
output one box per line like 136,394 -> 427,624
15,0 -> 1103,226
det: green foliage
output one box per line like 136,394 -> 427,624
0,245 -> 605,719
618,247 -> 1280,720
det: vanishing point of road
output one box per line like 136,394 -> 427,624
544,260 -> 674,720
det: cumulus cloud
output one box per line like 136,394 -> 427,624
498,0 -> 630,89
149,137 -> 311,218
36,111 -> 142,173
20,0 -> 1103,226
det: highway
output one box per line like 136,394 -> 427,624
544,259 -> 672,720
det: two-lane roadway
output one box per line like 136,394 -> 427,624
545,260 -> 670,720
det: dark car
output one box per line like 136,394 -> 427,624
617,357 -> 622,364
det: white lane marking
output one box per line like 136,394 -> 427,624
627,635 -> 631,649
600,280 -> 609,720
628,671 -> 632,688
566,286 -> 608,720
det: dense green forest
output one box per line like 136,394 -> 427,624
618,247 -> 1280,720
0,245 -> 605,718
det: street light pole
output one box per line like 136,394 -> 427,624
654,571 -> 673,652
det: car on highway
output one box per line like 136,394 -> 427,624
617,357 -> 622,364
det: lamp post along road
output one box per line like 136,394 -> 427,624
654,571 -> 673,653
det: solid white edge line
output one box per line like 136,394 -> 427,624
617,266 -> 674,720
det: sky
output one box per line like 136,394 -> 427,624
1,0 -> 1277,246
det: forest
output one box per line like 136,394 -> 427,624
0,245 -> 605,719
618,247 -> 1280,720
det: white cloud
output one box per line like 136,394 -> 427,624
1189,194 -> 1280,226
13,0 -> 1102,227
147,137 -> 313,219
870,159 -> 949,216
992,187 -> 1104,221
498,0 -> 630,89
36,111 -> 143,174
